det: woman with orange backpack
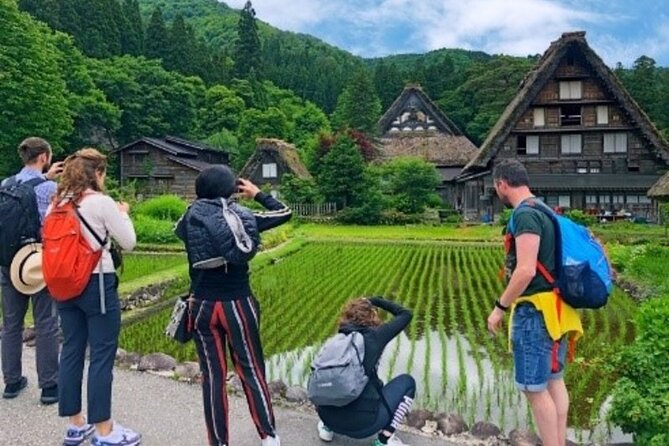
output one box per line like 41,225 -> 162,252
43,148 -> 140,446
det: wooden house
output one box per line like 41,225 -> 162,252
648,171 -> 669,202
377,85 -> 478,209
459,32 -> 669,221
115,136 -> 230,198
239,138 -> 312,195
648,171 -> 669,222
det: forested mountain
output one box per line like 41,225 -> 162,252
7,0 -> 669,175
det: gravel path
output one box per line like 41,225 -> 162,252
0,347 -> 456,446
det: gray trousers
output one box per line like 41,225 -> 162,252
1,268 -> 59,388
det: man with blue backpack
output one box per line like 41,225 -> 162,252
487,160 -> 612,446
0,137 -> 63,404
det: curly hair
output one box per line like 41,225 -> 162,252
339,298 -> 381,328
55,148 -> 107,203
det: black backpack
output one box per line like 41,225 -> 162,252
0,176 -> 47,267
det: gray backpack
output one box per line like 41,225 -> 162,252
307,332 -> 369,407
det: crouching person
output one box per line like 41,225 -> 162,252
175,166 -> 292,446
310,297 -> 415,446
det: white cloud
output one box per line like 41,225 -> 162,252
220,0 -> 667,65
591,21 -> 669,66
362,0 -> 601,56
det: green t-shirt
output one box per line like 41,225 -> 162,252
505,205 -> 557,296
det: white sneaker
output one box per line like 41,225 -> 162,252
261,435 -> 281,446
387,434 -> 409,446
317,421 -> 334,442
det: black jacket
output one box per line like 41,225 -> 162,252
176,192 -> 292,300
317,297 -> 412,432
175,198 -> 259,269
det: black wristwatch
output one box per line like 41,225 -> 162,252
495,299 -> 509,312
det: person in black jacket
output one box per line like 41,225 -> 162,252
316,297 -> 415,446
175,166 -> 291,446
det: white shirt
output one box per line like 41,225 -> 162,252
48,191 -> 136,273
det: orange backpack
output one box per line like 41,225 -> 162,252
42,200 -> 104,301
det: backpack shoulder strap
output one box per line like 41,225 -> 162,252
1,175 -> 18,188
74,207 -> 108,248
23,177 -> 47,188
517,199 -> 563,286
349,331 -> 395,417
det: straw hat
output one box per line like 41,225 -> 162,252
9,243 -> 46,295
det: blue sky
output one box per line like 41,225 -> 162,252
224,0 -> 669,67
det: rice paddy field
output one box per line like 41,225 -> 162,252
119,236 -> 638,440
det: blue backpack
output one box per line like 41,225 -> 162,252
508,199 -> 613,309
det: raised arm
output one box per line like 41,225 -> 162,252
252,192 -> 292,232
369,297 -> 413,346
101,196 -> 136,251
237,178 -> 292,232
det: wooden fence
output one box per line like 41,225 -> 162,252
288,202 -> 338,218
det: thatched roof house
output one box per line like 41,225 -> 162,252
648,171 -> 669,200
239,139 -> 312,189
455,31 -> 669,221
462,31 -> 669,173
376,85 -> 478,208
377,84 -> 478,167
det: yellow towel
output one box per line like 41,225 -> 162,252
508,291 -> 584,351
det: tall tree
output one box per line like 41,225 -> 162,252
165,14 -> 196,74
57,0 -> 81,41
198,85 -> 246,135
439,56 -> 534,144
75,0 -> 122,58
122,0 -> 144,56
331,68 -> 382,135
52,34 -> 121,149
317,135 -> 367,208
424,55 -> 455,98
0,0 -> 72,175
233,1 -> 262,79
374,60 -> 404,110
145,7 -> 168,61
86,56 -> 205,145
18,0 -> 60,28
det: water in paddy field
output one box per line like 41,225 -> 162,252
265,330 -> 632,444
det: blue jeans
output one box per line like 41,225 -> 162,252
512,304 -> 567,392
57,274 -> 120,423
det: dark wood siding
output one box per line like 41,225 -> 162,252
118,141 -> 229,198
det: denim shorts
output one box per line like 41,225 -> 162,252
511,304 -> 567,392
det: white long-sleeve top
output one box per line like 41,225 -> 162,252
49,190 -> 136,273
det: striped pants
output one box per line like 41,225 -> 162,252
192,297 -> 276,446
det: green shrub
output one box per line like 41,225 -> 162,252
260,226 -> 291,251
134,195 -> 188,222
565,209 -> 597,226
609,295 -> 669,445
443,214 -> 464,224
378,210 -> 423,225
133,214 -> 179,244
337,203 -> 383,225
499,209 -> 513,227
106,178 -> 139,206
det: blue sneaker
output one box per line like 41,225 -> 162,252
91,423 -> 141,446
63,423 -> 95,446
